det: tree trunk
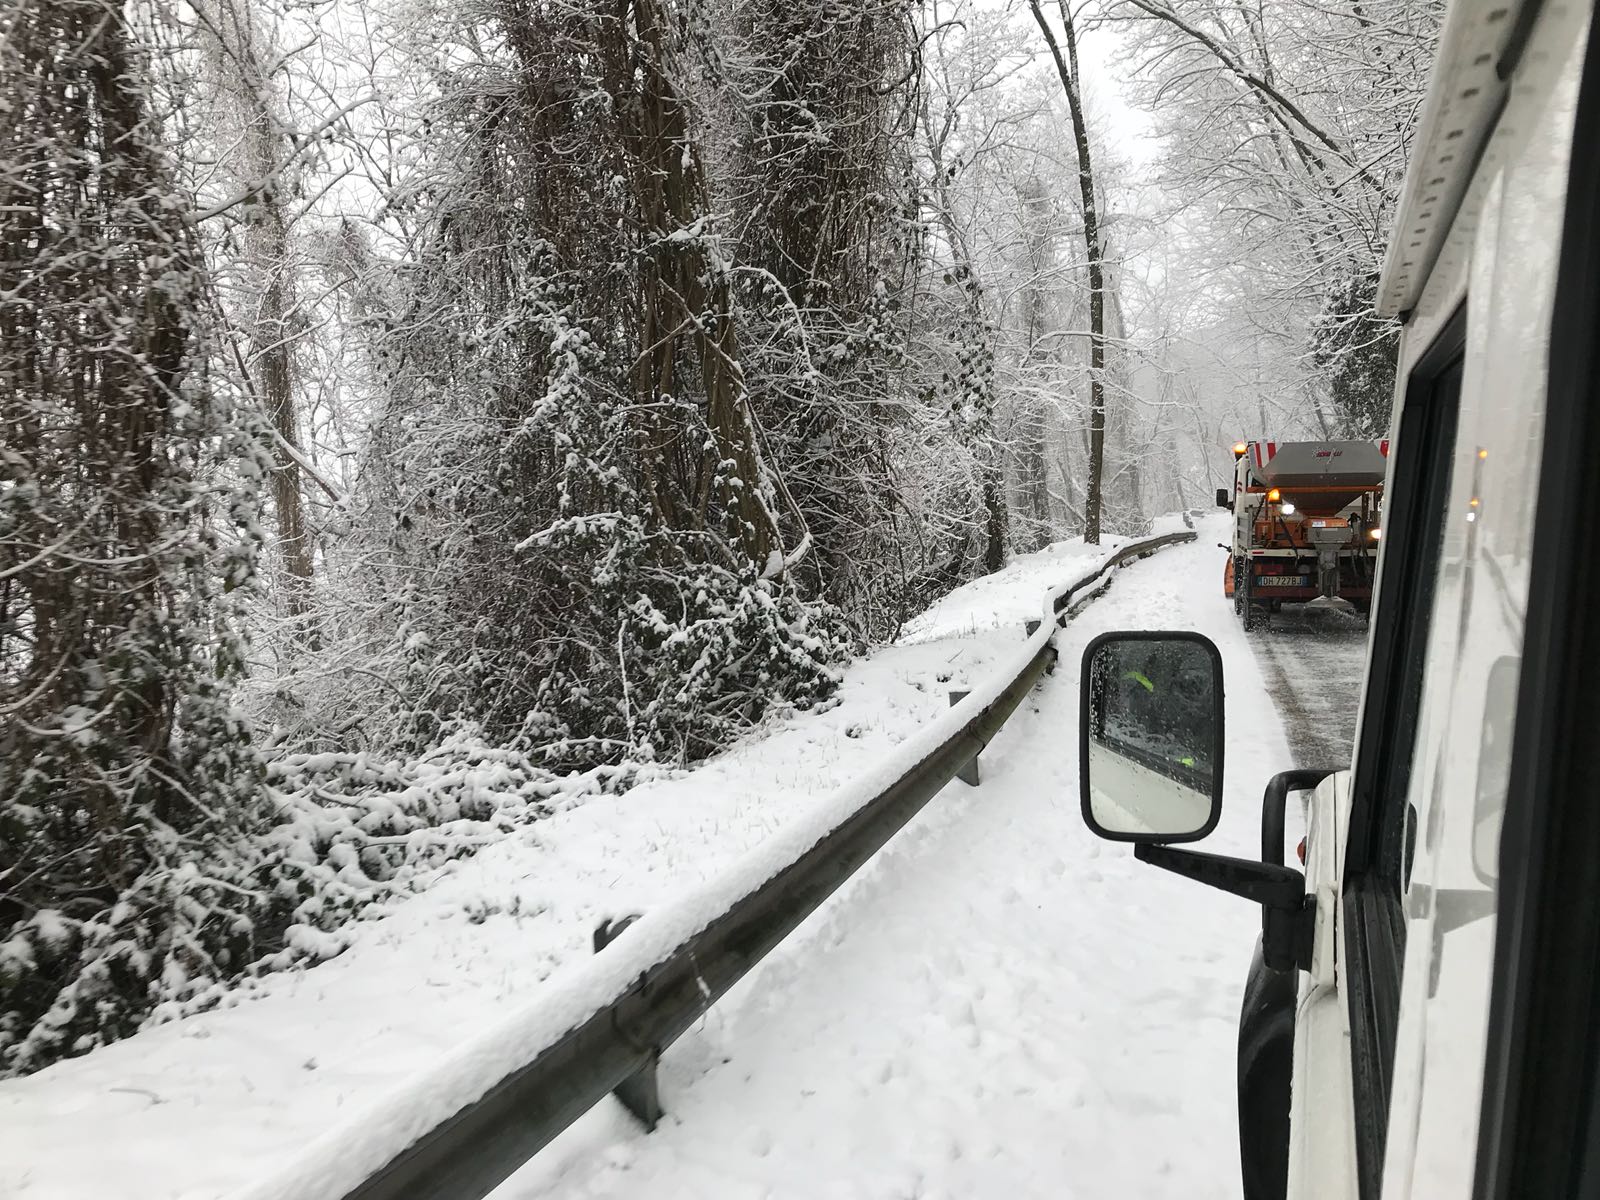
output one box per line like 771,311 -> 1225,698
259,236 -> 314,614
200,0 -> 314,614
1017,175 -> 1056,549
619,0 -> 788,575
1030,0 -> 1107,544
918,98 -> 1008,573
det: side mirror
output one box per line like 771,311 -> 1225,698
1471,654 -> 1521,885
1080,631 -> 1225,843
1216,488 -> 1232,510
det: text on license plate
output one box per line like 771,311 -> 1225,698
1258,576 -> 1310,587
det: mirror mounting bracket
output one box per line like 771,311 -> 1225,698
1134,843 -> 1315,972
1261,769 -> 1335,865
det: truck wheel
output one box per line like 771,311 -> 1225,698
1241,574 -> 1257,631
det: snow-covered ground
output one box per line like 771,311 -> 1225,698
496,522 -> 1297,1200
3,530 -> 1176,1200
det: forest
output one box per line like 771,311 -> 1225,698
0,0 -> 1440,1075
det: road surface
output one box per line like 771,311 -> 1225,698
1245,601 -> 1370,771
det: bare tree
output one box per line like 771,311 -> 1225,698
1027,0 -> 1109,543
1111,0 -> 1443,435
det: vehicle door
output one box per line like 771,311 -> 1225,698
1344,2 -> 1596,1197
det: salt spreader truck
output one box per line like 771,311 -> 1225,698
1217,439 -> 1386,628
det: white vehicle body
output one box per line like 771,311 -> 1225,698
1289,0 -> 1598,1196
1080,1 -> 1600,1193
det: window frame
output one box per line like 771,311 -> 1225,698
1342,308 -> 1467,1199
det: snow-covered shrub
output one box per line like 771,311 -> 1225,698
138,732 -> 659,1023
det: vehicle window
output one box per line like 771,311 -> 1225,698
1341,330 -> 1463,1198
1372,357 -> 1462,894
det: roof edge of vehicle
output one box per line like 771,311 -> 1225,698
1376,1 -> 1537,318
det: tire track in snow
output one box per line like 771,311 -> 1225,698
1244,605 -> 1369,772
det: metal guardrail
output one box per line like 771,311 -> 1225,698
269,530 -> 1195,1200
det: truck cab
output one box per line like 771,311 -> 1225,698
1079,1 -> 1600,1198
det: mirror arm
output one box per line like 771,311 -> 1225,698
1261,769 -> 1335,865
1134,843 -> 1315,972
1134,842 -> 1303,905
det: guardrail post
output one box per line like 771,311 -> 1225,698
593,916 -> 663,1131
948,691 -> 980,785
612,1054 -> 663,1132
1024,620 -> 1056,673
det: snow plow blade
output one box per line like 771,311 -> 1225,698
1303,595 -> 1359,616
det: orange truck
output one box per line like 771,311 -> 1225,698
1217,440 -> 1386,629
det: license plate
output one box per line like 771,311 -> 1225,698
1258,576 -> 1310,588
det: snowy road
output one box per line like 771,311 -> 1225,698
502,526 -> 1296,1200
1245,602 -> 1370,771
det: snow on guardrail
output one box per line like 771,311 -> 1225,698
231,527 -> 1196,1200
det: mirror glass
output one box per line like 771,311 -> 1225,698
1081,633 -> 1223,842
1471,655 -> 1520,886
